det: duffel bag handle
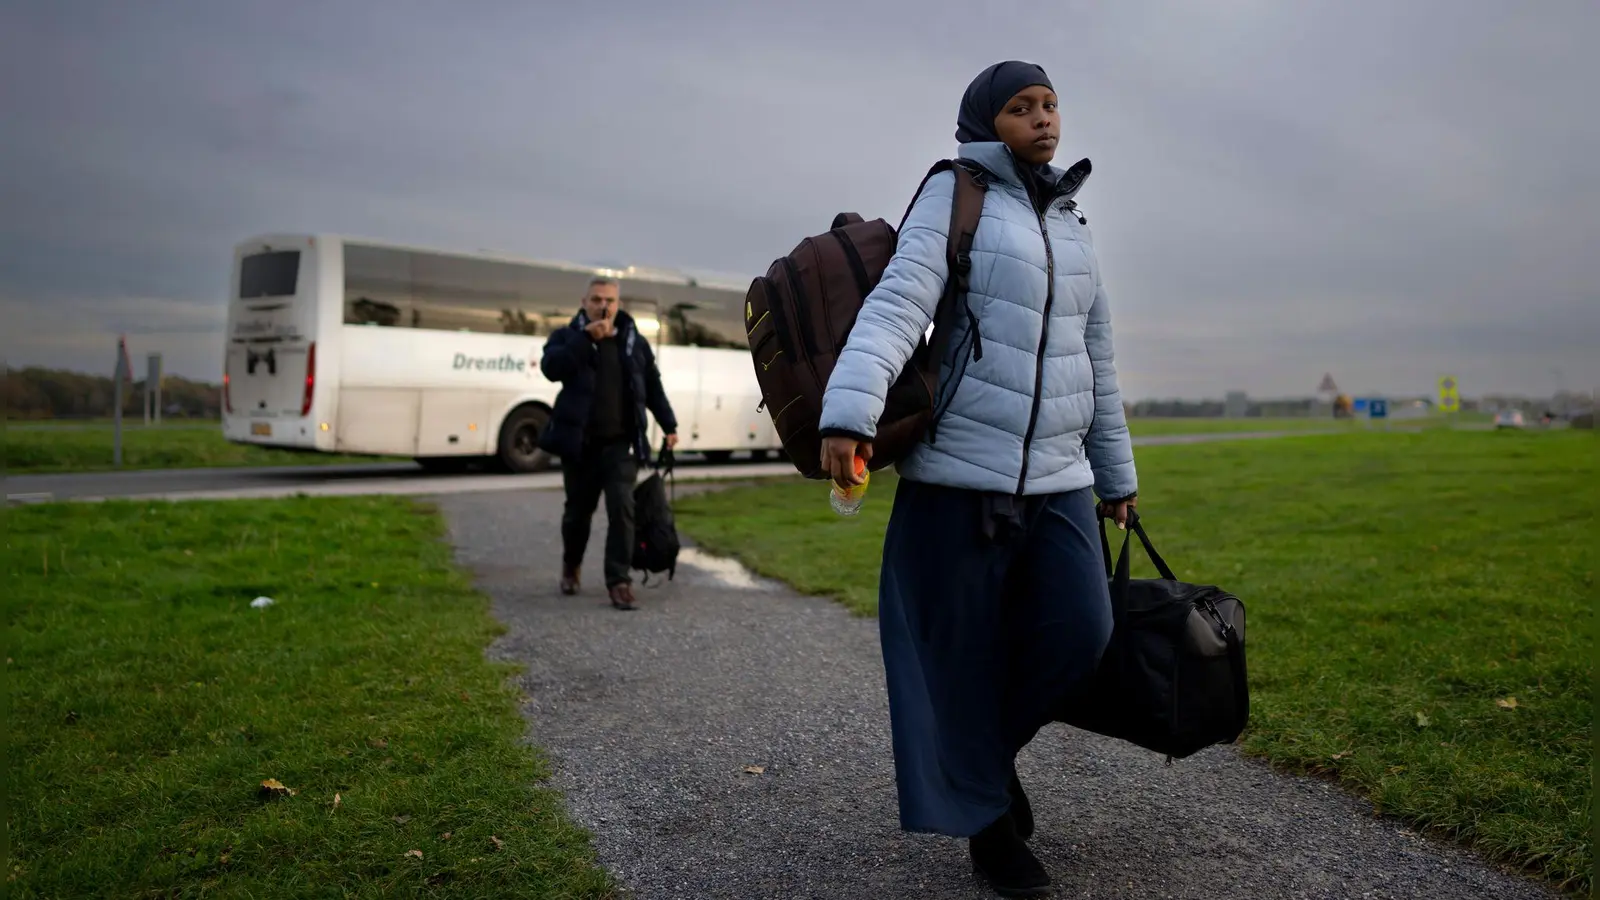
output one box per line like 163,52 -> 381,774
655,438 -> 676,503
1098,510 -> 1178,583
1101,511 -> 1179,633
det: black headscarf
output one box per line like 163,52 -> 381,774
955,60 -> 1059,208
956,60 -> 1053,144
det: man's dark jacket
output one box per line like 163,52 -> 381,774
538,309 -> 677,463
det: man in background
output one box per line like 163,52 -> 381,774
538,277 -> 679,610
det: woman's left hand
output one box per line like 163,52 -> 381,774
1097,495 -> 1137,530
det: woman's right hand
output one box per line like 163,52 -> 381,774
821,436 -> 872,487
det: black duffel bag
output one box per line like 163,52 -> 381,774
631,441 -> 680,584
1058,511 -> 1249,761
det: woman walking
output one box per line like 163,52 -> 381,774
819,60 -> 1140,896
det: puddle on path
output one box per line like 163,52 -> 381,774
674,547 -> 774,591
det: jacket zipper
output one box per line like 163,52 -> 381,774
1015,202 -> 1056,495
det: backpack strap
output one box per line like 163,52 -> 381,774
896,160 -> 954,231
922,160 -> 989,443
882,158 -> 990,446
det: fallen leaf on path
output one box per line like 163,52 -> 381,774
258,779 -> 297,799
1413,711 -> 1431,728
489,836 -> 504,852
1495,697 -> 1519,709
405,849 -> 423,859
742,766 -> 765,775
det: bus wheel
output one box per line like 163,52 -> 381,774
497,405 -> 553,473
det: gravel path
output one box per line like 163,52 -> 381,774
439,488 -> 1555,900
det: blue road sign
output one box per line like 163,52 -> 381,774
1369,398 -> 1388,419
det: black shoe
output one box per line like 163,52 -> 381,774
1009,769 -> 1034,842
969,809 -> 1050,897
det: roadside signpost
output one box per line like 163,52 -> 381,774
113,336 -> 133,468
145,352 -> 164,426
1438,375 -> 1460,414
1369,397 -> 1388,430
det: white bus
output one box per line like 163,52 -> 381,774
222,233 -> 780,472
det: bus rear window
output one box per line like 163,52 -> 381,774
240,251 -> 300,299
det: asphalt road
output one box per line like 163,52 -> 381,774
6,430 -> 1331,504
439,487 -> 1556,900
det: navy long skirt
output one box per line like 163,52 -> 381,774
877,477 -> 1113,836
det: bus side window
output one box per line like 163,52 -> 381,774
665,296 -> 744,349
344,245 -> 415,327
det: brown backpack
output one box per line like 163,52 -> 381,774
744,160 -> 989,480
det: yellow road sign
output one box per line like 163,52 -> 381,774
1438,375 -> 1460,412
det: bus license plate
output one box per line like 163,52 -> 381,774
251,422 -> 272,436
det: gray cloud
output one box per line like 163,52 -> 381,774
2,0 -> 1596,399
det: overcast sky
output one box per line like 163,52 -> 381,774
2,0 -> 1595,400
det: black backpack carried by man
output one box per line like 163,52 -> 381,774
631,440 -> 679,583
1057,511 -> 1250,762
743,159 -> 990,480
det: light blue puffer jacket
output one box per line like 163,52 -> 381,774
819,141 -> 1137,499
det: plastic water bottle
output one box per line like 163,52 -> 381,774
829,456 -> 870,517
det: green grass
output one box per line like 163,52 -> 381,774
3,422 -> 399,473
4,497 -> 614,898
673,429 -> 1596,892
1125,413 -> 1485,436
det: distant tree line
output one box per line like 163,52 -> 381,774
1127,398 -> 1324,418
3,366 -> 222,420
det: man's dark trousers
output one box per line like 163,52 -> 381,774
560,438 -> 638,588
